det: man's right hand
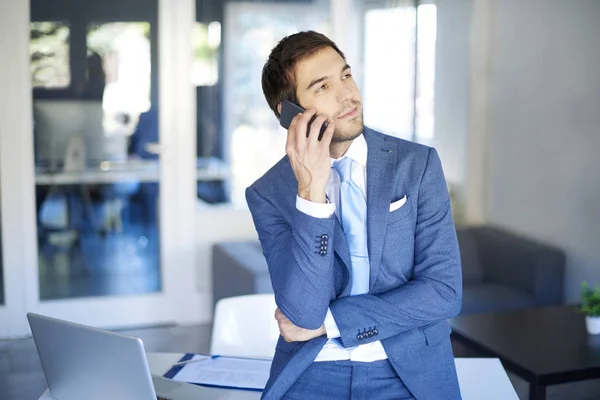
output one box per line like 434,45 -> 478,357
285,108 -> 335,204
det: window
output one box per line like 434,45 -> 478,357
192,21 -> 221,86
362,2 -> 437,142
224,1 -> 331,206
30,21 -> 71,88
87,22 -> 152,115
415,4 -> 437,140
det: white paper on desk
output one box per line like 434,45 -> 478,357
172,355 -> 272,390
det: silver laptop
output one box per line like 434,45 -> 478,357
27,313 -> 254,400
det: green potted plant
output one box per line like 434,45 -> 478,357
581,282 -> 600,335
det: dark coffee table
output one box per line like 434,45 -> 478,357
450,305 -> 600,400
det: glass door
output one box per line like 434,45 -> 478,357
32,19 -> 159,302
0,0 -> 202,338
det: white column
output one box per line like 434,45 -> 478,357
0,0 -> 38,337
158,0 -> 204,322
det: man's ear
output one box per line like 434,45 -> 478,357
277,102 -> 282,115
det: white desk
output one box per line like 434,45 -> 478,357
35,158 -> 229,185
35,158 -> 229,234
455,358 -> 519,400
39,354 -> 517,400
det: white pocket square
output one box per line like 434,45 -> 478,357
389,196 -> 407,212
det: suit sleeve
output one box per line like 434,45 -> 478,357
245,185 -> 337,330
329,148 -> 463,347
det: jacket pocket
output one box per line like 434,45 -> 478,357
388,196 -> 412,224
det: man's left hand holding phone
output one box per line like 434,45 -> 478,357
275,99 -> 334,342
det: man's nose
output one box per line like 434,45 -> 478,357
336,84 -> 353,103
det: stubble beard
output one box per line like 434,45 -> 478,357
331,112 -> 364,143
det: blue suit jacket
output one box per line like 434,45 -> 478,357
245,127 -> 463,400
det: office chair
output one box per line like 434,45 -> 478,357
210,294 -> 279,360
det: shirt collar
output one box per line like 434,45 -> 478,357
330,133 -> 367,168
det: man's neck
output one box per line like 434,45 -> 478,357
329,140 -> 353,159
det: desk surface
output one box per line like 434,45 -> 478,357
39,353 -> 517,400
149,354 -> 518,400
451,305 -> 600,382
35,158 -> 229,185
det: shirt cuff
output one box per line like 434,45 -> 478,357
324,308 -> 341,339
296,195 -> 335,218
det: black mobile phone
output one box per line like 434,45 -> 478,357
279,99 -> 329,140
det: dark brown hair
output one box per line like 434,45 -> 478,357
261,31 -> 346,118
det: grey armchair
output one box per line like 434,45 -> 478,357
211,226 -> 566,316
457,225 -> 565,314
212,241 -> 271,310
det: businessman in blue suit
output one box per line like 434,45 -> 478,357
246,31 -> 463,400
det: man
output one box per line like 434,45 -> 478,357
246,31 -> 463,400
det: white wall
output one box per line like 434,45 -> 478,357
486,0 -> 600,302
434,0 -> 492,225
433,0 -> 472,201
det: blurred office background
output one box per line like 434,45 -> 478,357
0,0 -> 442,334
1,0 -> 600,398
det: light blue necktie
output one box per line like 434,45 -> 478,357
333,157 -> 370,295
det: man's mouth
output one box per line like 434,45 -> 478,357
337,107 -> 358,119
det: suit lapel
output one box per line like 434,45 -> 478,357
279,127 -> 397,294
364,128 -> 397,290
279,157 -> 352,278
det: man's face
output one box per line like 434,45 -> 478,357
294,46 -> 363,143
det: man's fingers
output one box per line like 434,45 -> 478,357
285,114 -> 301,154
307,114 -> 328,144
276,322 -> 292,344
319,120 -> 335,148
296,108 -> 317,143
274,308 -> 289,323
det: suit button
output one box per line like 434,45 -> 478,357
357,334 -> 363,340
321,234 -> 328,240
319,251 -> 327,257
373,329 -> 378,336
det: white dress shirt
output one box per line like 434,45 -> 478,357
295,133 -> 388,362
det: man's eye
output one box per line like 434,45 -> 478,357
343,73 -> 352,79
317,84 -> 327,93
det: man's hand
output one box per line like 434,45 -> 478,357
275,308 -> 326,342
285,108 -> 335,204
